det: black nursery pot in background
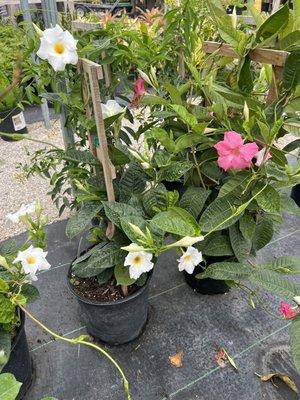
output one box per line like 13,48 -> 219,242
3,311 -> 33,399
68,269 -> 152,345
184,256 -> 230,295
162,180 -> 186,197
0,108 -> 28,142
291,184 -> 300,207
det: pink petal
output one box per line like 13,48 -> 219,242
239,142 -> 259,162
223,131 -> 244,149
230,156 -> 252,170
217,155 -> 234,171
214,141 -> 233,156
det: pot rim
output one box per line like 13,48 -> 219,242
67,264 -> 152,306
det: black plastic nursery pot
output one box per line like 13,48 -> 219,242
291,184 -> 300,207
2,311 -> 33,399
68,267 -> 152,345
162,180 -> 186,197
184,257 -> 230,295
0,108 -> 28,141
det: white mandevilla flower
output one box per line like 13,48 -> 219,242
177,246 -> 202,274
13,245 -> 50,281
36,24 -> 78,72
6,201 -> 36,223
124,251 -> 154,280
293,296 -> 300,305
101,100 -> 125,119
254,148 -> 272,167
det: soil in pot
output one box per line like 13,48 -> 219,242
68,264 -> 152,345
2,311 -> 33,399
184,256 -> 230,295
0,108 -> 28,142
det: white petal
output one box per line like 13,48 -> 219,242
62,50 -> 78,66
129,265 -> 142,280
43,24 -> 64,42
48,55 -> 66,72
62,30 -> 78,50
124,252 -> 136,266
6,213 -> 20,223
37,38 -> 50,60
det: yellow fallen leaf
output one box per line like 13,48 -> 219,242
255,372 -> 299,394
169,351 -> 183,368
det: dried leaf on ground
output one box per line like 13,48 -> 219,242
169,351 -> 183,368
255,372 -> 299,394
215,347 -> 238,370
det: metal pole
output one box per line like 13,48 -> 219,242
41,0 -> 75,148
20,0 -> 51,129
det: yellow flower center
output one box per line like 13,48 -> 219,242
132,255 -> 142,266
54,42 -> 65,54
183,255 -> 192,262
26,255 -> 36,265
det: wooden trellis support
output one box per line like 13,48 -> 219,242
78,58 -> 116,239
203,41 -> 289,104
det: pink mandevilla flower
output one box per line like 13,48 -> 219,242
214,131 -> 259,171
279,301 -> 299,319
132,76 -> 145,106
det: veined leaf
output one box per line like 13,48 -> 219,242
102,201 -> 143,228
280,194 -> 300,217
120,162 -> 147,194
150,128 -> 175,153
174,133 -> 204,153
229,223 -> 252,262
66,202 -> 102,240
252,184 -> 281,214
179,187 -> 211,219
164,82 -> 182,105
199,262 -> 253,281
258,256 -> 300,274
143,184 -> 168,217
239,213 -> 256,242
114,265 -> 135,286
199,196 -> 242,233
158,161 -> 193,182
141,95 -> 169,106
218,171 -> 251,198
250,269 -> 300,300
0,373 -> 22,400
171,105 -> 198,127
255,5 -> 289,45
150,207 -> 200,236
252,216 -> 274,251
201,233 -> 234,257
283,50 -> 300,90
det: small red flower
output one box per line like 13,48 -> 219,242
279,301 -> 299,319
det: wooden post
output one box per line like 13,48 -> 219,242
266,65 -> 283,104
78,58 -> 116,239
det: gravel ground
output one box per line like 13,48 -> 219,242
0,118 -> 69,241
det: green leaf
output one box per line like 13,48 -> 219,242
108,145 -> 130,166
143,184 -> 168,217
0,331 -> 11,370
64,148 -> 98,165
250,269 -> 300,300
199,262 -> 253,281
218,172 -> 251,198
238,55 -> 253,94
114,265 -> 135,286
199,196 -> 242,233
72,243 -> 125,278
252,216 -> 274,251
150,128 -> 175,153
120,215 -> 148,243
66,203 -> 102,240
239,213 -> 256,242
150,207 -> 200,236
258,256 -> 300,274
102,202 -> 142,229
0,296 -> 15,324
290,318 -> 300,375
164,82 -> 182,105
170,105 -> 198,127
279,31 -> 300,51
141,95 -> 169,106
0,373 -> 22,400
120,162 -> 147,194
158,161 -> 193,182
280,194 -> 300,217
174,133 -> 204,153
283,50 -> 300,90
20,284 -> 39,303
229,224 -> 252,262
282,139 -> 300,153
201,233 -> 233,257
255,4 -> 289,45
252,184 -> 281,214
97,268 -> 114,285
0,279 -> 9,293
179,187 -> 211,219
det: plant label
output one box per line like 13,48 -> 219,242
12,112 -> 26,131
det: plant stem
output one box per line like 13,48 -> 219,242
191,147 -> 206,189
18,305 -> 132,400
121,285 -> 128,296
